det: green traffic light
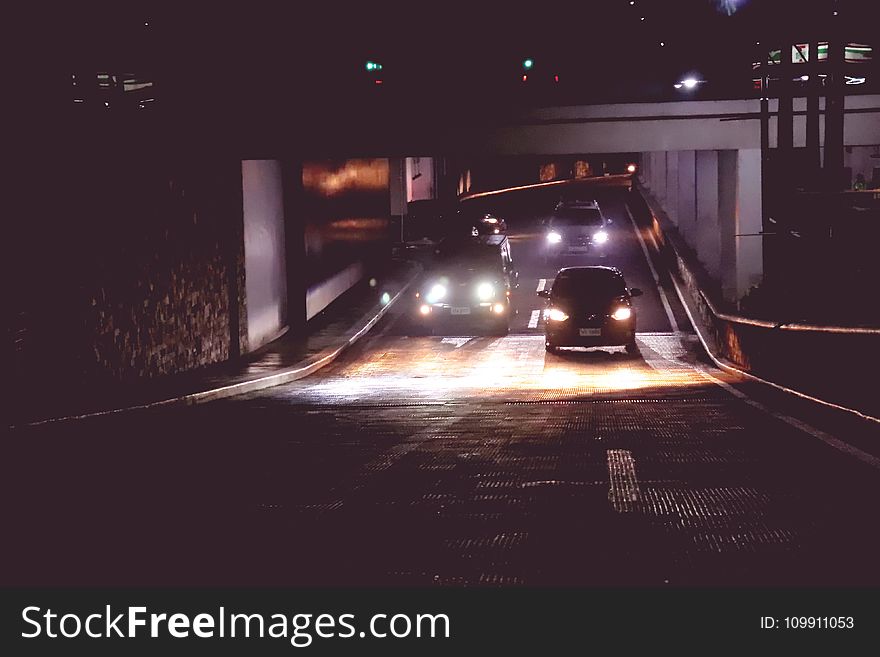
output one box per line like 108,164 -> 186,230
523,58 -> 534,70
365,61 -> 383,72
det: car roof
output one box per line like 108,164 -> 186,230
557,199 -> 600,209
438,233 -> 507,251
555,266 -> 623,279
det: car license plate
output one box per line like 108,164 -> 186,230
569,246 -> 589,253
450,307 -> 471,315
579,328 -> 601,336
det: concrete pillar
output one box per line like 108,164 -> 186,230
676,150 -> 697,249
734,149 -> 763,303
717,148 -> 764,304
653,152 -> 667,204
665,151 -> 679,225
695,150 -> 721,281
718,150 -> 738,302
389,157 -> 407,241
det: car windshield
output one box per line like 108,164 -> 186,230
551,208 -> 602,227
552,270 -> 626,298
437,241 -> 501,270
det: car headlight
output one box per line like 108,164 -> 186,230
593,230 -> 609,244
476,282 -> 495,301
611,306 -> 632,321
483,217 -> 498,224
425,284 -> 447,304
548,308 -> 569,322
547,231 -> 562,244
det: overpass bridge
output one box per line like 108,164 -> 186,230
456,94 -> 880,305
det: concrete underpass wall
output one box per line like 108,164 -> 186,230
632,186 -> 879,417
12,149 -> 248,402
301,159 -> 392,321
641,148 -> 763,306
242,160 -> 288,351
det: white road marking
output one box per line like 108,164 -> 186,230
536,278 -> 547,292
528,310 -> 541,328
440,337 -> 474,348
624,202 -> 679,334
655,248 -> 880,467
692,365 -> 880,471
607,449 -> 641,512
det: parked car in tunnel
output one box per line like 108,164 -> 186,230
538,266 -> 642,354
414,234 -> 518,335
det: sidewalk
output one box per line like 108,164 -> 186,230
14,259 -> 422,427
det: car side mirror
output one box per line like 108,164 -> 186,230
537,289 -> 550,298
629,287 -> 643,297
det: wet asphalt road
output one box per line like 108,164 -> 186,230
5,188 -> 880,587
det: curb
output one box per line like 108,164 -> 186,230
635,183 -> 880,426
14,265 -> 423,429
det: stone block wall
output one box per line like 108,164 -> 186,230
12,149 -> 247,406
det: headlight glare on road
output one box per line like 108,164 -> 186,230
477,282 -> 495,301
593,230 -> 609,244
547,231 -> 562,244
548,308 -> 569,322
611,306 -> 632,321
425,284 -> 447,304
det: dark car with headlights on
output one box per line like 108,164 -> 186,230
544,202 -> 611,262
414,234 -> 518,334
538,266 -> 642,354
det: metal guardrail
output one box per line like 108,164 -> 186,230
696,289 -> 880,335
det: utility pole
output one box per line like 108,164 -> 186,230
823,38 -> 846,191
806,39 -> 821,187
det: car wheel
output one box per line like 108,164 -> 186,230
545,341 -> 557,354
625,339 -> 639,356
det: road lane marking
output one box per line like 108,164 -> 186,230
536,278 -> 547,292
528,310 -> 541,328
653,239 -> 880,465
691,364 -> 880,471
624,202 -> 679,334
607,449 -> 641,512
440,337 -> 474,348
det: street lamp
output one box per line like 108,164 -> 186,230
675,77 -> 702,90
